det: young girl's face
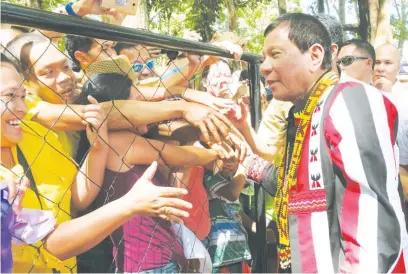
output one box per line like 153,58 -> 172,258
1,63 -> 27,147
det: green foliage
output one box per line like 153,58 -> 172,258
6,0 -> 66,11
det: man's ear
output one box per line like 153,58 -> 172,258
367,58 -> 373,70
74,51 -> 89,65
330,44 -> 339,60
309,43 -> 325,72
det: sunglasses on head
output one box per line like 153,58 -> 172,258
132,59 -> 155,72
336,55 -> 369,67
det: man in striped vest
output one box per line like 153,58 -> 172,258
233,13 -> 408,273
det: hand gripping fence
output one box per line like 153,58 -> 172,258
1,2 -> 269,273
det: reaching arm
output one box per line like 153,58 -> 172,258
230,101 -> 282,163
216,163 -> 247,202
108,131 -> 218,170
43,162 -> 192,261
324,83 -> 405,273
32,99 -> 231,144
159,57 -> 200,88
71,96 -> 109,211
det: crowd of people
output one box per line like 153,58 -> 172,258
1,0 -> 408,273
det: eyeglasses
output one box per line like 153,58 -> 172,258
336,56 -> 369,67
132,60 -> 155,72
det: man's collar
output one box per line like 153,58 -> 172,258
293,71 -> 339,116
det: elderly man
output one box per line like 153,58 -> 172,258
257,13 -> 345,161
232,13 -> 407,273
374,44 -> 407,120
374,44 -> 403,93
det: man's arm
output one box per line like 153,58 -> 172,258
31,99 -> 232,143
324,83 -> 404,273
229,99 -> 290,162
216,163 -> 247,202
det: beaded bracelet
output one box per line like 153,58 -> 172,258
246,154 -> 269,183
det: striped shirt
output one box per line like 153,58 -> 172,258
203,172 -> 251,268
261,80 -> 408,273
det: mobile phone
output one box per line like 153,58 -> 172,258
100,0 -> 139,16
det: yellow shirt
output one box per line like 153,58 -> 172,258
25,93 -> 79,159
1,121 -> 78,273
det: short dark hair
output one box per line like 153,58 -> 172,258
264,13 -> 332,70
314,13 -> 343,46
75,72 -> 132,164
65,35 -> 94,72
76,73 -> 132,105
339,39 -> 376,69
114,42 -> 134,55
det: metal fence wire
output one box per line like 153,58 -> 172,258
1,2 -> 269,273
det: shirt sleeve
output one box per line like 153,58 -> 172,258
257,98 -> 292,147
324,82 -> 405,273
397,119 -> 408,166
24,94 -> 47,121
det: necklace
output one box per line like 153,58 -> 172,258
274,71 -> 339,268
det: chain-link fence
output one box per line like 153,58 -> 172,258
1,2 -> 269,273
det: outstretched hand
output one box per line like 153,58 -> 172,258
123,162 -> 193,224
183,102 -> 233,145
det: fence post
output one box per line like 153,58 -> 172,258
248,61 -> 261,131
248,61 -> 267,273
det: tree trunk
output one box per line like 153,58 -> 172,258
369,0 -> 393,47
398,0 -> 407,49
325,0 -> 330,14
318,0 -> 325,13
225,0 -> 237,31
357,0 -> 370,41
339,0 -> 345,25
278,0 -> 287,15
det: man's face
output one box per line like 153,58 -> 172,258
87,39 -> 117,64
120,45 -> 155,80
260,25 -> 312,103
337,44 -> 372,83
374,45 -> 400,91
29,43 -> 77,104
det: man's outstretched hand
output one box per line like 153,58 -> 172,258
182,102 -> 233,144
